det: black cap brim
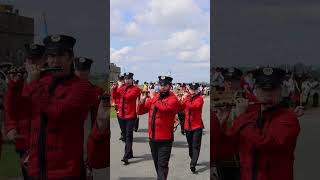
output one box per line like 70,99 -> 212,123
45,47 -> 70,56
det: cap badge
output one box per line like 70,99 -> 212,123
30,44 -> 37,50
161,76 -> 166,80
263,67 -> 273,75
79,57 -> 86,63
51,35 -> 61,42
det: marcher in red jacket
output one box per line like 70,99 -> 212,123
213,67 -> 300,180
4,44 -> 46,180
111,74 -> 126,141
74,57 -> 109,179
22,34 -> 109,180
134,79 -> 140,132
181,83 -> 204,173
112,72 -> 141,164
138,75 -> 180,180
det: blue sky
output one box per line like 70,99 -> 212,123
111,0 -> 210,83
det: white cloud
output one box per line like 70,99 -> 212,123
166,29 -> 202,50
135,0 -> 204,27
125,22 -> 140,36
110,46 -> 132,63
177,44 -> 210,63
110,0 -> 210,82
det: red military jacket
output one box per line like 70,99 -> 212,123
4,79 -> 31,151
112,84 -> 141,119
212,107 -> 300,180
86,82 -> 110,168
181,93 -> 204,131
137,91 -> 180,142
111,85 -> 121,112
22,73 -> 109,179
89,83 -> 104,127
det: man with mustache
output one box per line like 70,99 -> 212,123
138,75 -> 180,180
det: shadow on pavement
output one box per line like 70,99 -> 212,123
172,141 -> 189,148
197,161 -> 210,173
127,154 -> 153,164
134,128 -> 148,133
118,177 -> 156,180
133,137 -> 149,143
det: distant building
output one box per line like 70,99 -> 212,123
109,63 -> 121,82
0,4 -> 34,65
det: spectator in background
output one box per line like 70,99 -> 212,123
154,81 -> 159,92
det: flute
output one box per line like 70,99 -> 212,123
6,67 -> 64,74
213,102 -> 269,108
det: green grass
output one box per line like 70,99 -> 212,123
111,108 -> 117,119
0,141 -> 21,178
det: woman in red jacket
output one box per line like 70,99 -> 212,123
181,83 -> 204,173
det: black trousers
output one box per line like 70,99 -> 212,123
149,141 -> 173,180
216,166 -> 240,180
17,150 -> 29,180
121,118 -> 135,159
185,129 -> 202,167
134,117 -> 139,131
177,112 -> 185,132
118,115 -> 125,138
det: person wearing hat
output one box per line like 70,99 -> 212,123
133,79 -> 140,132
213,67 -> 225,91
112,74 -> 126,141
74,57 -> 110,177
211,67 -> 244,180
180,82 -> 204,173
112,72 -> 141,164
137,75 -> 180,180
3,44 -> 45,180
212,67 -> 300,180
20,35 -> 110,180
74,57 -> 104,128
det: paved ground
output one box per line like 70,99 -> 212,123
110,97 -> 210,180
294,107 -> 320,179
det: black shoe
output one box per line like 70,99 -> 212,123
134,129 -> 138,132
190,165 -> 196,173
121,158 -> 129,165
119,137 -> 125,142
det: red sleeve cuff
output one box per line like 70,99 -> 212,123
90,123 -> 110,142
